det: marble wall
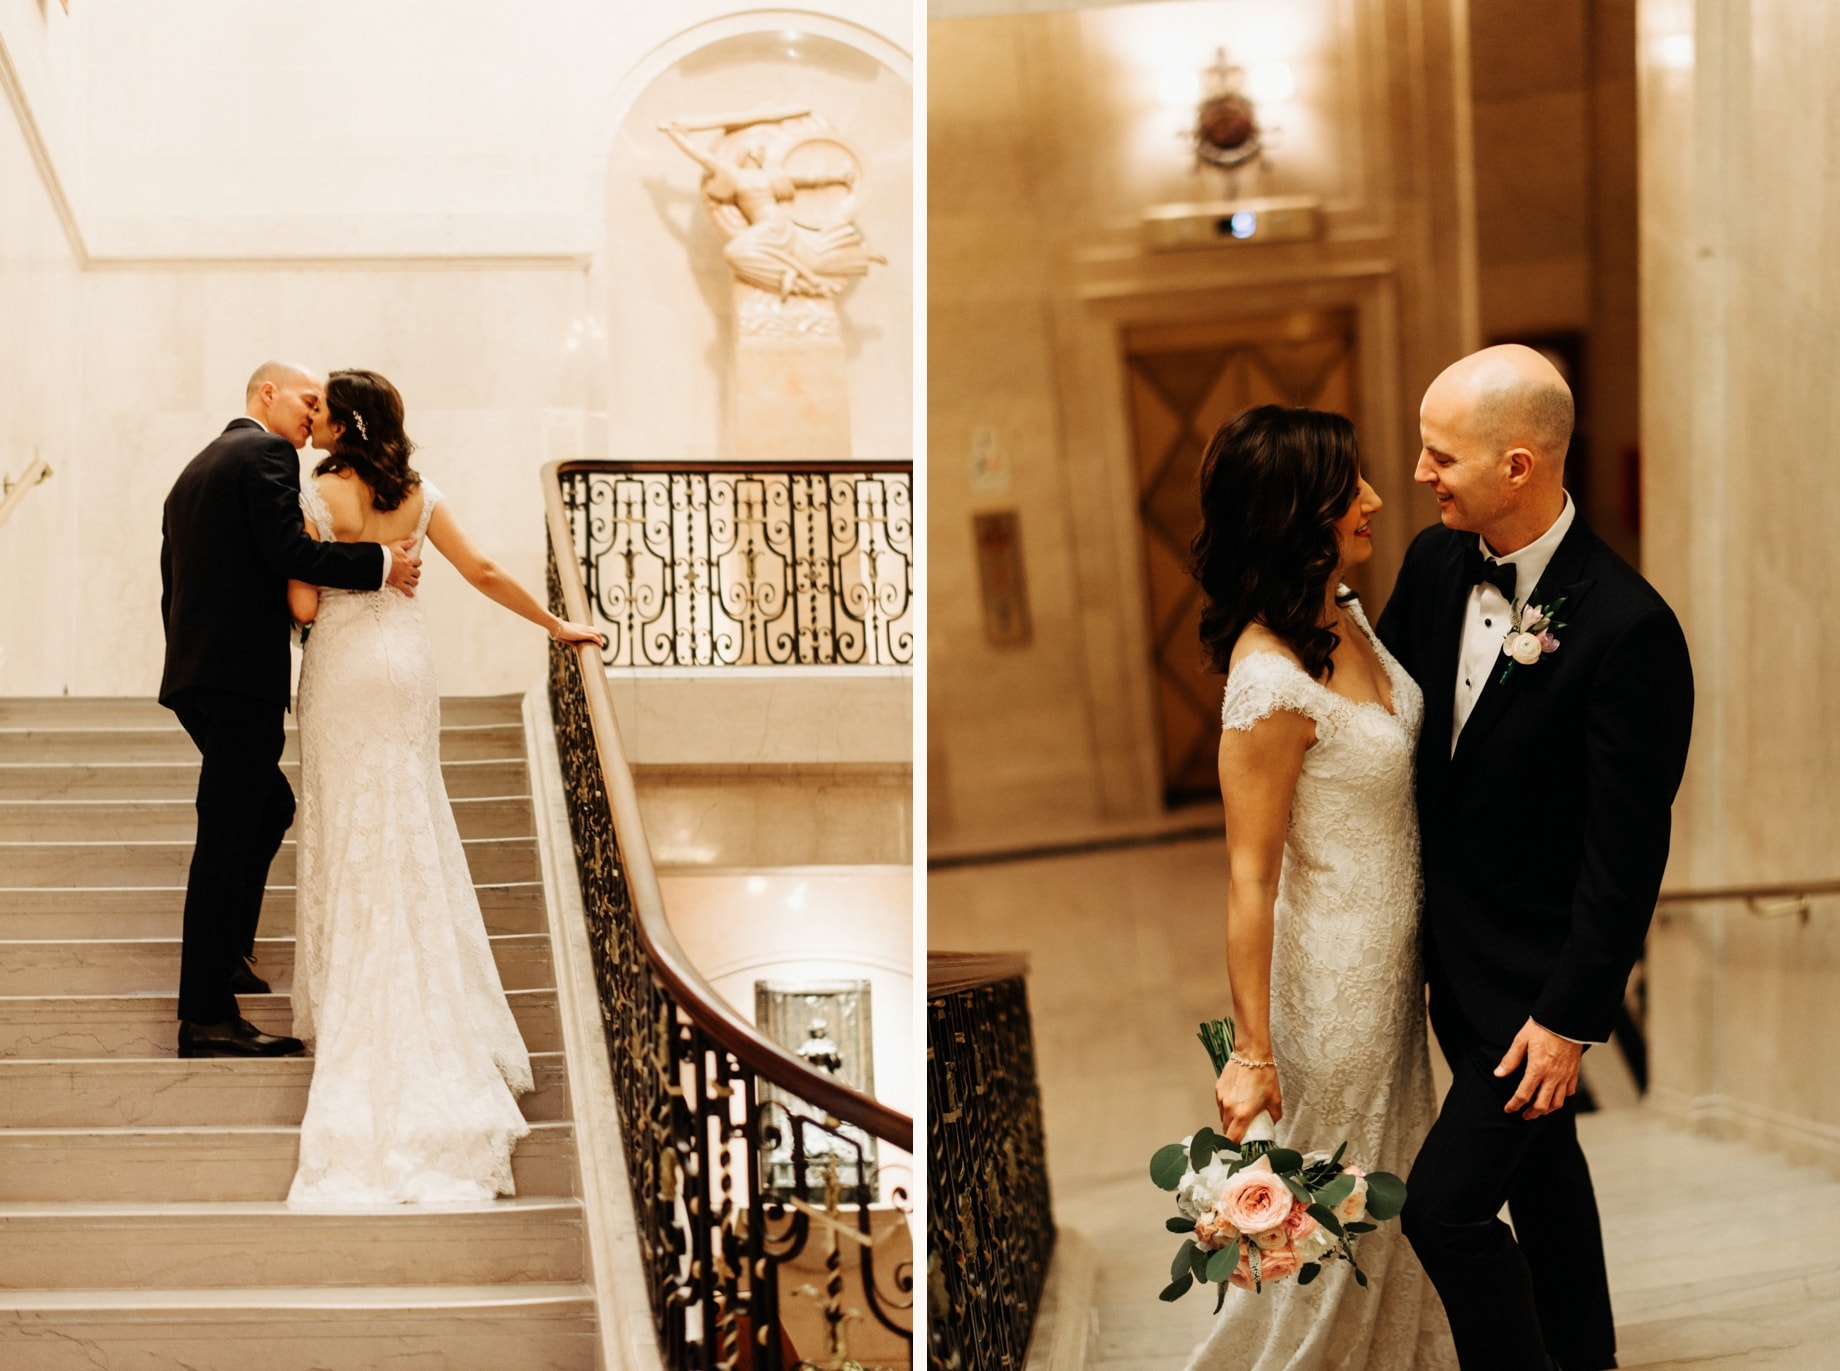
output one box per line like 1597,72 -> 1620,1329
1469,0 -> 1642,565
1639,0 -> 1840,1170
0,24 -> 81,696
927,0 -> 1475,846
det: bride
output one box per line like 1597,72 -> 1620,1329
284,367 -> 601,1203
1186,406 -> 1454,1369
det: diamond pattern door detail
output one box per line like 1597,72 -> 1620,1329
1124,311 -> 1359,804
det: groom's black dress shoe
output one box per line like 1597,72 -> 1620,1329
227,958 -> 270,995
177,1018 -> 304,1058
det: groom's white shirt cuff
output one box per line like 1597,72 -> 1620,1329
1536,1019 -> 1601,1047
254,416 -> 392,591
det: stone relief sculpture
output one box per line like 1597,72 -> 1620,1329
658,107 -> 883,458
659,109 -> 884,329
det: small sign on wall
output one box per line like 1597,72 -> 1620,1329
973,510 -> 1032,647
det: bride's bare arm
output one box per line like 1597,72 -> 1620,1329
423,501 -> 603,644
287,518 -> 322,625
1214,705 -> 1313,1143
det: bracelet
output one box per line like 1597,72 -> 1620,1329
1228,1052 -> 1277,1070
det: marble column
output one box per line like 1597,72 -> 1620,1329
1639,0 -> 1840,1169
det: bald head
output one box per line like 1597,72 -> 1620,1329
1429,344 -> 1574,467
1415,345 -> 1573,552
245,360 -> 314,402
244,361 -> 323,450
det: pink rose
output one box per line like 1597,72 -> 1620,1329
1283,1205 -> 1318,1241
1229,1240 -> 1301,1288
1251,1225 -> 1290,1251
1334,1166 -> 1369,1225
1218,1159 -> 1294,1235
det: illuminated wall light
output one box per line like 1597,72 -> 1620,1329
1658,33 -> 1694,70
1156,67 -> 1203,111
1247,61 -> 1295,104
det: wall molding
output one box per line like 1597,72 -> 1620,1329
1646,1087 -> 1840,1176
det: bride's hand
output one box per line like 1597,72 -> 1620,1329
1215,1059 -> 1283,1145
548,618 -> 606,647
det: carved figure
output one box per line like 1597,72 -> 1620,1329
659,110 -> 885,301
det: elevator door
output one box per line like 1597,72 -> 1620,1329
1123,310 -> 1359,804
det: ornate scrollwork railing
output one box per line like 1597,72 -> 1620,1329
544,463 -> 914,1371
927,953 -> 1056,1371
557,462 -> 912,667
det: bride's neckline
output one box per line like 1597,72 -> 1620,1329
1239,607 -> 1399,719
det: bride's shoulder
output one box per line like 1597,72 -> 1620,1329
1229,624 -> 1310,679
1221,628 -> 1330,736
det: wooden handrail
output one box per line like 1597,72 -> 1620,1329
0,457 -> 52,533
542,460 -> 914,1152
1657,879 -> 1840,905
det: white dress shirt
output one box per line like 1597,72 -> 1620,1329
1450,493 -> 1575,753
252,416 -> 392,590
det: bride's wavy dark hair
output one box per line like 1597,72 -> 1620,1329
315,368 -> 421,512
1190,404 -> 1361,682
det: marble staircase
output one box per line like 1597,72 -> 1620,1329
0,695 -> 601,1370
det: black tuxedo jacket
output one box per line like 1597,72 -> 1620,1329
160,418 -> 385,708
1374,513 -> 1694,1049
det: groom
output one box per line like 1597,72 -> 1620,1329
1375,345 -> 1693,1371
159,361 -> 421,1057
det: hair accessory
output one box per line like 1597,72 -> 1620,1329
350,410 -> 369,441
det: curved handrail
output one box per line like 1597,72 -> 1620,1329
542,460 -> 913,1152
0,457 -> 52,534
1656,878 -> 1840,905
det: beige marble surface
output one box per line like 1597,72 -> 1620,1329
1637,0 -> 1840,1176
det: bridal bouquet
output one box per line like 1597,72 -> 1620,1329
1149,1018 -> 1406,1308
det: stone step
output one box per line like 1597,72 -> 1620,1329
0,835 -> 540,887
0,988 -> 562,1058
0,757 -> 530,800
0,1121 -> 576,1203
0,1052 -> 572,1128
0,881 -> 547,938
0,694 -> 527,728
0,1198 -> 586,1288
0,933 -> 554,995
0,723 -> 527,764
0,1283 -> 596,1371
0,794 -> 536,841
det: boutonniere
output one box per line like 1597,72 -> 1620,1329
1497,597 -> 1567,683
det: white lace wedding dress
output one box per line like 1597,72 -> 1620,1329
287,478 -> 532,1204
1186,597 -> 1455,1371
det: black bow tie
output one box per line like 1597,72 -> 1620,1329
1464,545 -> 1517,601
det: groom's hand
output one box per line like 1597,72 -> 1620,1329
386,539 -> 422,597
1495,1017 -> 1583,1120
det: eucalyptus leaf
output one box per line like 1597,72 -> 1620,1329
1190,1242 -> 1214,1282
1160,1273 -> 1195,1303
1354,1267 -> 1368,1289
1213,1279 -> 1228,1314
1345,1221 -> 1376,1235
1150,1144 -> 1190,1191
1297,1262 -> 1321,1286
1206,1243 -> 1239,1285
1329,1141 -> 1347,1169
1307,1202 -> 1345,1238
1190,1128 -> 1220,1172
1171,1239 -> 1199,1281
1313,1173 -> 1356,1210
1363,1171 -> 1406,1222
1264,1147 -> 1303,1174
1166,1216 -> 1197,1233
1281,1175 -> 1312,1204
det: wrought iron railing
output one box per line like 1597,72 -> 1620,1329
544,463 -> 914,1371
557,462 -> 912,667
927,953 -> 1056,1371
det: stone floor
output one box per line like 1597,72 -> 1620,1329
931,830 -> 1840,1370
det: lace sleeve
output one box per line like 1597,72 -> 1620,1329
1220,652 -> 1335,741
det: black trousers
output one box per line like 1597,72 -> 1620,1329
168,687 -> 293,1024
1403,1006 -> 1618,1371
